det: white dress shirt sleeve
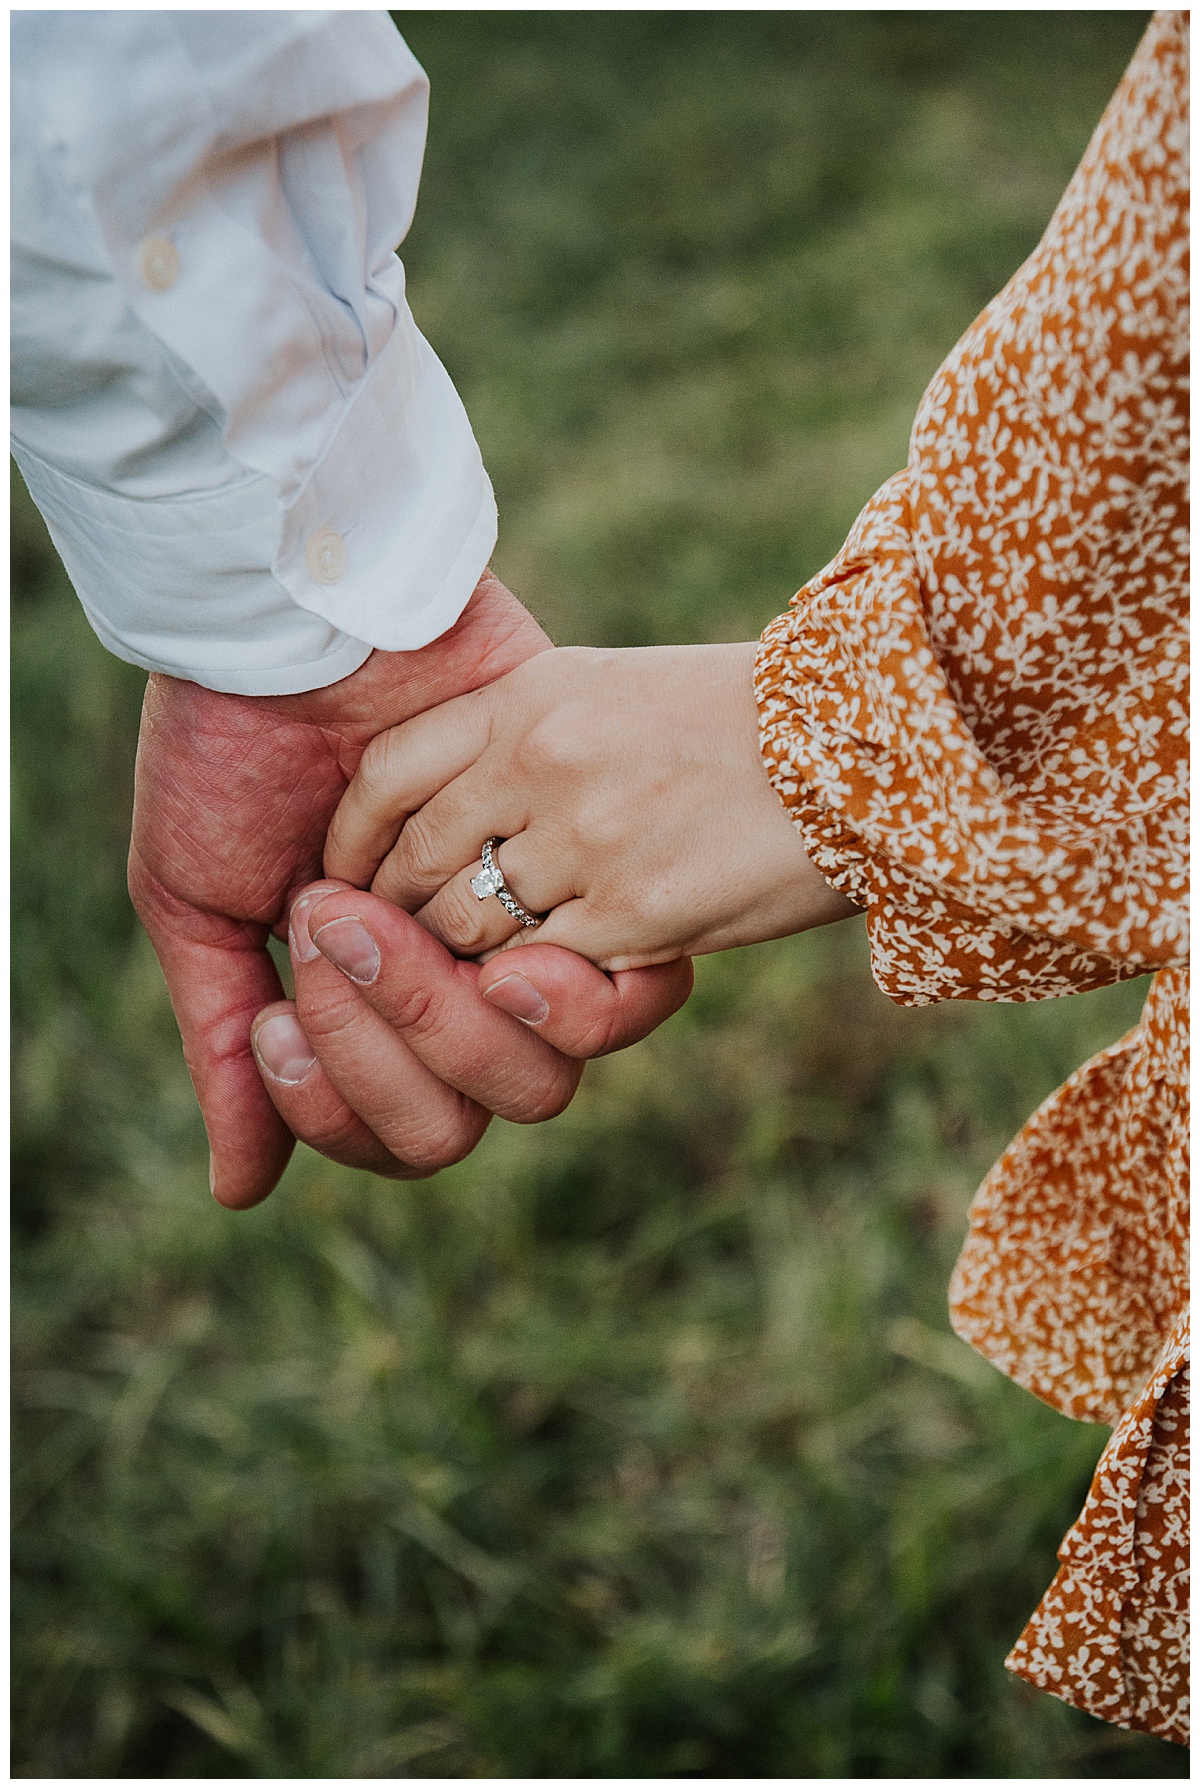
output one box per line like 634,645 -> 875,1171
10,10 -> 498,696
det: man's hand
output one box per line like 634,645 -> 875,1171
129,570 -> 687,1209
248,883 -> 693,1178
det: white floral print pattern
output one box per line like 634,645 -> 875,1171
755,11 -> 1188,1744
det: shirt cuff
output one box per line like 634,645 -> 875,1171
11,302 -> 499,696
273,289 -> 499,654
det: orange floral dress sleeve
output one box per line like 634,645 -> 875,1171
754,12 -> 1188,1746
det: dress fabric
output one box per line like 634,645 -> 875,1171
755,12 -> 1188,1745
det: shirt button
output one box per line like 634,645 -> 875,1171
137,235 -> 181,292
305,528 -> 348,585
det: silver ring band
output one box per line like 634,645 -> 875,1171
470,836 -> 542,928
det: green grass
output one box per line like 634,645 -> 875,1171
12,11 -> 1186,1778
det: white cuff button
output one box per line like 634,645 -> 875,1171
138,235 -> 181,293
305,528 -> 348,585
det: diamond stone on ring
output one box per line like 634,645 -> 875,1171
470,837 -> 542,928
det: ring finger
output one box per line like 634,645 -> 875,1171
413,832 -> 573,959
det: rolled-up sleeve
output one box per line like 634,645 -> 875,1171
11,10 -> 498,695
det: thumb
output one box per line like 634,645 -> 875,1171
477,944 -> 694,1058
132,869 -> 295,1208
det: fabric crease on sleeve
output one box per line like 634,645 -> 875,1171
11,10 -> 497,695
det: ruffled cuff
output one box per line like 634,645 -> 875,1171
754,473 -> 1184,1002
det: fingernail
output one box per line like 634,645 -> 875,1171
482,971 -> 549,1026
208,1154 -> 218,1200
253,1012 -> 318,1084
288,883 -> 344,964
312,916 -> 381,986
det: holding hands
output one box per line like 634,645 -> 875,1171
323,642 -> 856,973
131,578 -> 852,1214
129,573 -> 694,1209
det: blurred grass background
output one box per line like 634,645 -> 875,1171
11,10 -> 1186,1779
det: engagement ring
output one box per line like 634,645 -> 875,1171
470,837 -> 542,928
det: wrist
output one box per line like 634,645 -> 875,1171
259,568 -> 551,752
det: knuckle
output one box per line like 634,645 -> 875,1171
394,1142 -> 449,1178
512,1063 -> 582,1123
565,1009 -> 616,1060
125,849 -> 182,931
126,850 -> 151,916
385,977 -> 440,1037
426,886 -> 491,956
322,806 -> 357,875
343,963 -> 441,1042
390,1102 -> 485,1175
293,978 -> 362,1044
574,799 -> 625,855
282,1100 -> 421,1182
521,706 -> 590,777
359,968 -> 463,1061
637,879 -> 677,928
356,728 -> 403,803
299,1104 -> 369,1160
395,816 -> 448,890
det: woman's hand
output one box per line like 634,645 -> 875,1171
130,570 -> 690,1208
324,643 -> 857,972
